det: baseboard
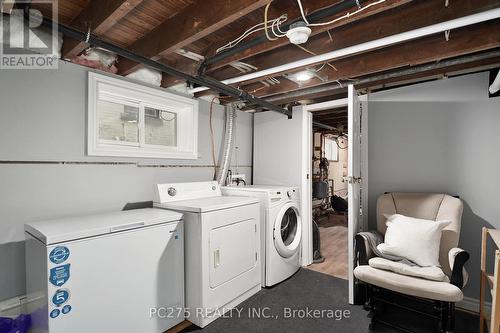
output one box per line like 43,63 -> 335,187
0,292 -> 44,317
457,296 -> 491,314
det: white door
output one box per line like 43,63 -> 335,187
348,84 -> 362,304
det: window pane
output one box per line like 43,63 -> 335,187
144,107 -> 177,147
97,100 -> 139,143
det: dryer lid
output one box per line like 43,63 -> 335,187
154,196 -> 259,213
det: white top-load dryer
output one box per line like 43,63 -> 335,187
24,208 -> 184,333
221,186 -> 301,287
154,181 -> 261,328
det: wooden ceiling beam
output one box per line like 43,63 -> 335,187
311,109 -> 348,116
204,0 -> 411,72
269,54 -> 500,104
207,0 -> 500,85
314,115 -> 347,122
160,56 -> 202,87
233,19 -> 500,99
117,0 -> 271,75
62,0 -> 144,59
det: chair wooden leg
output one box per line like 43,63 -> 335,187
447,303 -> 455,333
366,285 -> 377,331
435,301 -> 446,333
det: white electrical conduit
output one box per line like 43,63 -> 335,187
490,69 -> 500,95
190,8 -> 500,94
216,104 -> 237,185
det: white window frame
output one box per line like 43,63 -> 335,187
88,72 -> 198,159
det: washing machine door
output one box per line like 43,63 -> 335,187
273,202 -> 302,258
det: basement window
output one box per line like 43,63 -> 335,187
88,73 -> 198,159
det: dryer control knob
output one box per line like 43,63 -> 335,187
168,187 -> 177,196
287,191 -> 292,198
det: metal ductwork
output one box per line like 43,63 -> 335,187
490,69 -> 500,95
216,104 -> 237,185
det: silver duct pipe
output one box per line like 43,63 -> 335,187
490,69 -> 500,95
216,104 -> 237,185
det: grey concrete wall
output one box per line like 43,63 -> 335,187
367,72 -> 500,300
0,61 -> 253,301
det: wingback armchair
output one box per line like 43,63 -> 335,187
354,193 -> 470,333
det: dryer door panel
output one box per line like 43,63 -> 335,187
209,217 -> 257,288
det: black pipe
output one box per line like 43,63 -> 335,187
30,12 -> 292,117
200,0 -> 365,71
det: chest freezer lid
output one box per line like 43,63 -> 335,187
154,196 -> 259,213
24,208 -> 183,245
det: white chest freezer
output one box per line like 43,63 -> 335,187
24,208 -> 184,333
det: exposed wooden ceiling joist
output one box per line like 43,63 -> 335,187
204,0 -> 411,72
62,0 -> 145,59
268,52 -> 500,105
117,0 -> 272,75
204,0 -> 500,87
230,19 -> 500,99
50,0 -> 500,106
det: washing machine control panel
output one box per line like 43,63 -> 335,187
271,188 -> 298,202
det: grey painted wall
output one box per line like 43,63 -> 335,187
0,61 -> 253,301
367,72 -> 500,300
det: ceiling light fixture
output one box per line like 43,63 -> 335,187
286,21 -> 312,45
294,69 -> 314,82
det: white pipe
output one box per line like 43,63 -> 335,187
190,8 -> 500,94
490,70 -> 500,94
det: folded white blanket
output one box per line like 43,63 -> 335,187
369,257 -> 449,282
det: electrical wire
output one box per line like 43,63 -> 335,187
295,44 -> 338,71
217,0 -> 386,54
264,2 -> 278,41
296,0 -> 310,25
216,13 -> 287,53
296,0 -> 387,27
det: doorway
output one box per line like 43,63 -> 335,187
307,104 -> 349,280
295,86 -> 366,304
254,86 -> 365,304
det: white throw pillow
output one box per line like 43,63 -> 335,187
377,214 -> 451,267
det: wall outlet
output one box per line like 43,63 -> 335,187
230,174 -> 246,185
232,174 -> 246,182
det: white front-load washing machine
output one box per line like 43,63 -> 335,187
222,185 -> 301,287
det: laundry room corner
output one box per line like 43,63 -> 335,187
0,61 -> 255,305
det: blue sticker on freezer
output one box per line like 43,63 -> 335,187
50,309 -> 60,319
49,246 -> 70,264
49,264 -> 71,287
52,289 -> 70,306
62,305 -> 72,315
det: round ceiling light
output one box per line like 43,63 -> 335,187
286,21 -> 312,45
294,70 -> 314,82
